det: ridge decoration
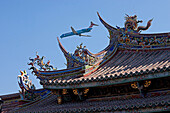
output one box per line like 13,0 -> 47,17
28,52 -> 57,73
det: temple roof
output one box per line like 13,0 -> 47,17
27,12 -> 170,89
0,93 -> 20,100
3,12 -> 170,113
12,90 -> 170,112
41,48 -> 170,89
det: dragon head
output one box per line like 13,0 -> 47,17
124,14 -> 141,31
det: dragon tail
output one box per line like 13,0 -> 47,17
137,18 -> 153,32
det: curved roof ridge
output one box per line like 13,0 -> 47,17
57,37 -> 68,56
97,12 -> 117,31
57,36 -> 110,57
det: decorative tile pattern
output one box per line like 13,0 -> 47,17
42,49 -> 170,87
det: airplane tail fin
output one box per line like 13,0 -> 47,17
71,26 -> 78,34
89,21 -> 98,28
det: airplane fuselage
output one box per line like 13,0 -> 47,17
60,28 -> 92,38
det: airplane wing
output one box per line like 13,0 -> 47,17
79,34 -> 91,37
71,26 -> 78,34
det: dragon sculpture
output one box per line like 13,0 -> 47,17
124,14 -> 153,33
17,70 -> 50,100
18,70 -> 36,100
73,43 -> 96,65
68,43 -> 98,67
18,70 -> 35,91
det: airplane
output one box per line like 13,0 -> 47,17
60,21 -> 98,38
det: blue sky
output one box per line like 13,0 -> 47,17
0,0 -> 170,95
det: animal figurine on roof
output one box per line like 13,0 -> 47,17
28,52 -> 57,72
124,14 -> 153,33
